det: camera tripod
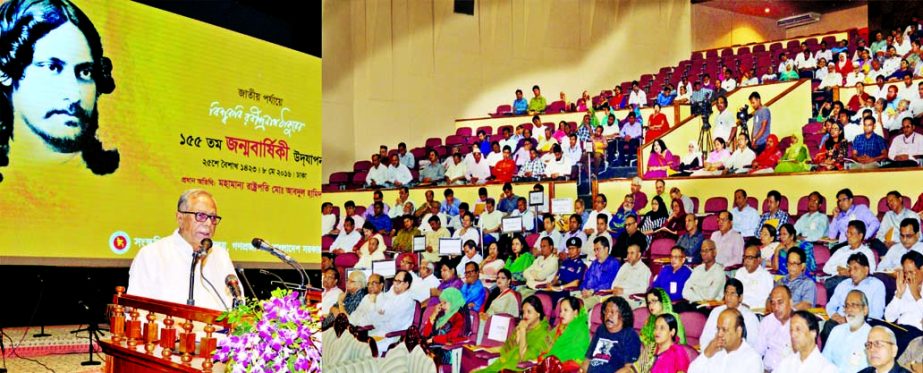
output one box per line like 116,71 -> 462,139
697,115 -> 714,154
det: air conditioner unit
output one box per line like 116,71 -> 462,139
777,12 -> 821,28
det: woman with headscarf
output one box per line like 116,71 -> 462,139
674,141 -> 702,176
814,123 -> 847,170
640,288 -> 686,346
749,134 -> 782,174
836,52 -> 853,76
774,135 -> 811,173
635,313 -> 690,373
644,139 -> 675,179
652,199 -> 687,240
640,196 -> 670,244
543,296 -> 590,370
472,295 -> 551,373
423,288 -> 471,364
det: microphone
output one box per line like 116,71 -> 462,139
187,238 -> 213,306
225,275 -> 243,308
252,237 -> 308,291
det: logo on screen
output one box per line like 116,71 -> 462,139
109,231 -> 131,255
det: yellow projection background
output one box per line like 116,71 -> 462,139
0,0 -> 321,265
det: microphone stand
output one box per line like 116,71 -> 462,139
32,274 -> 50,338
236,267 -> 257,299
187,250 -> 202,306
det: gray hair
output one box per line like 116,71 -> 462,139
848,289 -> 869,308
869,325 -> 897,345
177,189 -> 213,211
423,260 -> 434,271
348,270 -> 368,288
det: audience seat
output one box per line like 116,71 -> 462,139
702,215 -> 718,237
589,302 -> 603,333
650,238 -> 677,260
679,311 -> 707,347
813,244 -> 830,272
690,197 -> 700,214
761,196 -> 790,214
322,236 -> 335,251
746,197 -> 758,210
425,138 -> 442,149
853,195 -> 870,208
815,281 -> 827,308
683,344 -> 700,362
490,105 -> 511,118
632,307 -> 650,332
460,313 -> 517,372
534,293 -> 553,321
354,160 -> 372,172
704,197 -> 728,214
351,172 -> 368,189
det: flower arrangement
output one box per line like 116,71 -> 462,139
213,289 -> 321,372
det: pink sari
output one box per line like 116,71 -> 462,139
644,150 -> 674,178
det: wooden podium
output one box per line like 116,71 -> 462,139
98,286 -> 230,373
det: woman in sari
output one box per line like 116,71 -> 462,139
423,288 -> 470,364
774,135 -> 811,173
473,296 -> 551,373
758,224 -> 781,269
814,123 -> 847,170
553,121 -> 569,143
483,269 -> 520,317
640,196 -> 670,245
646,104 -> 671,143
644,139 -> 675,179
774,224 -> 816,277
654,199 -> 687,240
543,296 -> 590,370
504,235 -> 534,282
635,313 -> 690,373
691,137 -> 731,176
749,134 -> 782,174
479,242 -> 507,285
674,141 -> 701,176
640,288 -> 686,346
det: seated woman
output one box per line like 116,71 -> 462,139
774,135 -> 811,173
725,133 -> 756,173
673,141 -> 702,176
355,222 -> 385,266
429,262 -> 464,307
646,104 -> 671,143
635,313 -> 690,373
483,269 -> 520,318
472,296 -> 551,373
774,224 -> 816,277
757,224 -> 781,270
690,137 -> 731,176
591,126 -> 608,169
640,288 -> 686,346
542,296 -> 590,371
814,123 -> 847,170
553,121 -> 569,143
640,196 -> 669,245
479,242 -> 507,285
504,235 -> 535,282
653,199 -> 687,240
749,134 -> 782,174
423,288 -> 471,365
644,140 -> 675,179
779,63 -> 799,81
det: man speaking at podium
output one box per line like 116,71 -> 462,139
127,189 -> 239,311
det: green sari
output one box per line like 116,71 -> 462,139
546,308 -> 590,364
505,253 -> 534,281
774,142 -> 810,173
640,288 -> 686,346
480,319 -> 551,372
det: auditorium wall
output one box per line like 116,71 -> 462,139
322,0 -> 693,180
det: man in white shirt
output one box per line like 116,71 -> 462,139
878,191 -> 920,249
465,148 -> 491,184
478,198 -> 503,241
730,189 -> 760,238
823,221 -> 878,277
700,278 -> 761,349
583,194 -> 610,235
670,187 -> 694,215
410,260 -> 441,303
365,154 -> 391,188
814,41 -> 832,63
712,96 -> 735,144
330,217 -> 362,253
387,154 -> 413,187
366,270 -> 416,353
711,211 -> 744,267
535,213 -> 563,253
884,250 -> 923,332
610,244 -> 651,308
523,237 -> 560,290
880,219 -> 923,271
753,286 -> 794,371
127,189 -> 238,311
775,310 -> 839,373
734,245 -> 774,309
455,239 -> 483,277
562,133 -> 583,166
689,308 -> 763,373
485,141 -> 503,167
321,202 -> 336,236
628,80 -> 647,108
888,117 -> 923,166
544,144 -> 572,180
509,197 -> 535,233
817,62 -> 843,90
794,46 -> 817,77
683,240 -> 726,303
348,273 -> 384,326
883,46 -> 902,77
333,201 -> 364,235
583,214 -> 613,258
845,61 -> 866,87
320,269 -> 343,316
419,201 -> 448,235
822,290 -> 872,373
444,153 -> 467,185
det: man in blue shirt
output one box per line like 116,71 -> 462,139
615,112 -> 643,166
496,183 -> 518,213
578,237 -> 620,312
676,214 -> 705,264
656,85 -> 676,107
556,237 -> 588,288
821,253 -> 886,348
366,201 -> 392,234
652,246 -> 692,301
749,92 -> 772,153
460,262 -> 486,311
512,89 -> 528,115
851,116 -> 888,170
440,189 -> 462,217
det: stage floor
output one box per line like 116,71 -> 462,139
2,324 -> 108,372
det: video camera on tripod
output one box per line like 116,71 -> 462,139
736,104 -> 751,137
691,89 -> 714,153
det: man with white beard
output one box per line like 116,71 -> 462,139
822,290 -> 873,373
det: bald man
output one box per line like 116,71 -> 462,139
689,308 -> 763,373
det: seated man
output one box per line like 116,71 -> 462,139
391,215 -> 421,253
516,147 -> 545,181
354,236 -> 386,269
755,190 -> 789,237
776,310 -> 839,373
888,117 -> 923,167
676,213 -> 705,264
127,189 -> 238,311
512,88 -> 527,115
651,247 -> 692,302
753,286 -> 794,372
365,154 -> 391,188
464,148 -> 491,185
582,297 -> 642,373
823,254 -> 886,344
712,210 -> 745,266
793,192 -> 829,242
421,212 -> 449,263
612,215 -> 647,261
700,278 -> 761,349
410,259 -> 441,303
574,237 -> 620,310
330,217 -> 361,254
776,247 -> 817,310
364,270 -> 416,353
419,149 -> 446,185
860,326 -> 907,373
582,214 -> 612,259
682,240 -> 726,303
884,251 -> 923,334
823,220 -> 878,294
549,237 -> 588,289
324,271 -> 371,328
543,144 -> 572,180
610,244 -> 652,309
444,153 -> 468,185
365,201 -> 392,234
850,116 -> 888,170
689,308 -> 763,373
523,237 -> 560,291
615,112 -> 643,166
347,273 -> 384,327
561,214 -> 589,254
822,290 -> 873,373
877,193 -> 920,259
536,214 -> 563,254
460,262 -> 486,311
320,269 -> 343,316
387,153 -> 413,187
734,244 -> 774,309
478,198 -> 503,243
528,85 -> 547,114
825,188 -> 880,244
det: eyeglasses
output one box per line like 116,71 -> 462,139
744,255 -> 759,260
865,340 -> 894,350
178,211 -> 222,224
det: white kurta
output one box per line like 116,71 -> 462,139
127,230 -> 238,312
688,341 -> 763,373
774,347 -> 838,373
